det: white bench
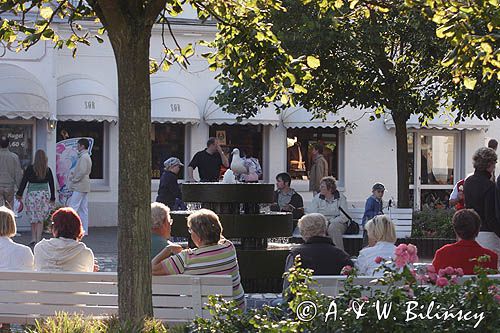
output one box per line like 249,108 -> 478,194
343,208 -> 413,239
312,274 -> 500,297
0,270 -> 233,325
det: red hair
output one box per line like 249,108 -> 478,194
52,207 -> 84,240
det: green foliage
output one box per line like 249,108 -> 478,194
28,313 -> 184,332
412,208 -> 455,238
407,0 -> 500,87
191,257 -> 500,332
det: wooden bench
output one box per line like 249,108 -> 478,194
0,270 -> 233,325
343,207 -> 413,239
312,274 -> 500,297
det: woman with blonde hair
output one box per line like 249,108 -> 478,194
152,209 -> 245,308
0,206 -> 34,270
355,215 -> 397,276
16,149 -> 55,245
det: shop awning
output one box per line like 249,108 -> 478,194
57,74 -> 118,122
384,112 -> 489,131
0,64 -> 50,119
203,88 -> 280,126
151,80 -> 201,124
281,106 -> 357,128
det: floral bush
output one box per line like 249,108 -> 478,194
412,208 -> 455,238
191,244 -> 500,332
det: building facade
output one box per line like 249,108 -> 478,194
1,16 -> 498,229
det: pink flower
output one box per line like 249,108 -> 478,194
416,274 -> 428,283
403,285 -> 414,298
407,244 -> 417,256
450,277 -> 459,285
444,266 -> 455,275
360,296 -> 369,302
408,254 -> 419,264
341,265 -> 353,275
56,143 -> 66,154
428,272 -> 437,283
395,256 -> 408,268
395,244 -> 408,256
455,268 -> 464,276
436,277 -> 449,287
427,265 -> 436,273
374,256 -> 383,264
488,285 -> 498,293
410,269 -> 417,279
438,269 -> 446,277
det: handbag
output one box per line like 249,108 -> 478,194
339,206 -> 360,235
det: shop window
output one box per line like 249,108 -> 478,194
209,124 -> 263,177
152,123 -> 185,179
286,128 -> 339,180
0,123 -> 33,169
57,121 -> 104,179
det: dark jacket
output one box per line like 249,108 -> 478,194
283,236 -> 353,291
362,195 -> 383,226
156,171 -> 182,209
464,170 -> 500,236
272,189 -> 304,220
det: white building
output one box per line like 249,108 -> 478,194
0,14 -> 498,229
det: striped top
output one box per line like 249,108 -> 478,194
161,239 -> 245,307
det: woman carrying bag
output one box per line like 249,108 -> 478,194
16,149 -> 55,245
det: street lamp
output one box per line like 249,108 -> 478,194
47,116 -> 57,133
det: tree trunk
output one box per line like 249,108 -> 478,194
110,29 -> 154,320
393,111 -> 411,208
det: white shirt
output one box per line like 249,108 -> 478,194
355,241 -> 396,276
0,236 -> 34,270
34,237 -> 94,272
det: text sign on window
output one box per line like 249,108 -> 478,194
170,103 -> 181,112
84,101 -> 96,109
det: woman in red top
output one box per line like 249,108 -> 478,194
433,209 -> 498,274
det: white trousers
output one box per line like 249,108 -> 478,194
68,191 -> 89,235
476,231 -> 500,268
327,220 -> 347,251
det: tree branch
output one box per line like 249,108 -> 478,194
145,0 -> 167,25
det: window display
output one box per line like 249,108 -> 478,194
209,124 -> 263,178
152,123 -> 185,179
57,121 -> 104,179
286,128 -> 339,180
0,123 -> 33,169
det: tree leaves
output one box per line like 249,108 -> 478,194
306,55 -> 320,69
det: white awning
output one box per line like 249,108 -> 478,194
57,74 -> 118,122
203,88 -> 280,126
0,64 -> 50,119
384,112 -> 489,131
151,80 -> 201,124
281,106 -> 358,128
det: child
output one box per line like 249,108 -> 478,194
362,183 -> 385,246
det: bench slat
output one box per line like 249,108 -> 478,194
0,281 -> 118,294
152,284 -> 232,296
0,271 -> 117,282
0,304 -> 118,317
0,291 -> 118,306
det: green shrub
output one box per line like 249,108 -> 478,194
412,208 -> 455,238
191,253 -> 500,332
28,313 -> 184,333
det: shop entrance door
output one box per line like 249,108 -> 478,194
408,132 -> 460,210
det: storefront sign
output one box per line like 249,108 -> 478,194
84,101 -> 96,109
56,137 -> 94,205
170,103 -> 181,112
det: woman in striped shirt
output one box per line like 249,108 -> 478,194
152,209 -> 245,308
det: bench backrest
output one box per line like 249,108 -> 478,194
0,270 -> 232,325
347,207 -> 413,238
312,274 -> 500,297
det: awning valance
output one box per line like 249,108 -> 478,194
384,112 -> 489,131
203,88 -> 280,126
57,74 -> 117,122
151,80 -> 200,124
0,64 -> 50,119
281,106 -> 357,128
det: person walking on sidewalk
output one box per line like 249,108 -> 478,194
68,138 -> 92,236
16,149 -> 55,245
0,136 -> 23,208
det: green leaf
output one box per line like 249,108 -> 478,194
293,84 -> 308,94
280,94 -> 289,104
489,0 -> 498,5
306,56 -> 320,69
39,7 -> 53,20
463,76 -> 477,90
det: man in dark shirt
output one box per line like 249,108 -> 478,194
187,137 -> 229,182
